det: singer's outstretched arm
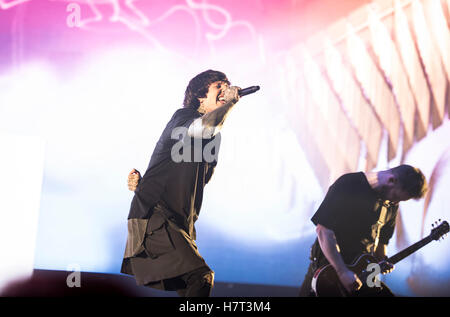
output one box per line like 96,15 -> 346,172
188,86 -> 240,139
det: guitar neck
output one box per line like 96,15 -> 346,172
387,235 -> 433,265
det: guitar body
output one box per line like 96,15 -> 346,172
312,253 -> 382,297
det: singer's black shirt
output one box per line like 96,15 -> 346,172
128,107 -> 219,233
121,107 -> 221,285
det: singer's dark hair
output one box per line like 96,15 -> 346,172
390,164 -> 428,199
183,70 -> 230,110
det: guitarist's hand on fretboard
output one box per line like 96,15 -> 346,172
379,260 -> 395,274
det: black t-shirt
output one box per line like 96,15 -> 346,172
310,172 -> 398,265
128,108 -> 220,238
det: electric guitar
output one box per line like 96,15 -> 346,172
311,220 -> 449,297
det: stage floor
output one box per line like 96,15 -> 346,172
1,269 -> 299,297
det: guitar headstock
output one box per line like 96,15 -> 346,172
430,220 -> 449,241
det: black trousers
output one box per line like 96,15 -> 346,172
298,261 -> 395,297
155,266 -> 214,297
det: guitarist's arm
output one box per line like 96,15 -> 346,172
374,243 -> 395,274
374,243 -> 388,260
316,224 -> 363,293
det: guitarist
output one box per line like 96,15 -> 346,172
298,165 -> 427,296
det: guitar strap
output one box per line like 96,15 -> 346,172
372,201 -> 388,254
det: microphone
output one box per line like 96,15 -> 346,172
238,86 -> 260,97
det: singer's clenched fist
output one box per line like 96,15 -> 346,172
222,86 -> 240,104
127,168 -> 141,191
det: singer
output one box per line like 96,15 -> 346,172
121,70 -> 244,297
